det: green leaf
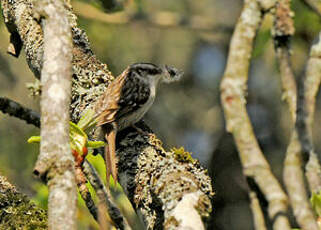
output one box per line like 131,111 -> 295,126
87,141 -> 105,148
28,113 -> 102,156
77,109 -> 97,131
27,136 -> 41,143
311,192 -> 321,217
69,121 -> 88,154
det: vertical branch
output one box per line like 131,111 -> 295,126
249,191 -> 267,230
284,133 -> 318,230
273,0 -> 296,121
273,1 -> 319,229
220,0 -> 291,229
32,0 -> 76,229
297,32 -> 321,194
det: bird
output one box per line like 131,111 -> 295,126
93,63 -> 183,184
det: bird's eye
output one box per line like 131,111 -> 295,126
149,69 -> 158,75
168,69 -> 176,76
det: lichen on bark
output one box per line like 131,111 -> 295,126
0,175 -> 47,229
0,0 -> 214,228
117,130 -> 213,229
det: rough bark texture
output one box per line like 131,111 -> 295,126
273,1 -> 320,229
31,0 -> 77,229
284,132 -> 318,230
0,0 -> 214,229
220,0 -> 291,229
297,32 -> 321,194
273,0 -> 296,121
0,175 -> 47,229
117,132 -> 212,230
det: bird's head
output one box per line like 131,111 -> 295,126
128,63 -> 183,85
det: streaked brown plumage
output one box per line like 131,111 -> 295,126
94,63 -> 183,184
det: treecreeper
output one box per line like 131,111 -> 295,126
93,63 -> 183,183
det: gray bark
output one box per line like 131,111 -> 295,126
0,0 -> 214,228
32,0 -> 77,229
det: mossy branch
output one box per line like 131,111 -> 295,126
0,175 -> 47,229
0,0 -> 214,228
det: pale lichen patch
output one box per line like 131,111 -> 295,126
171,191 -> 204,230
48,83 -> 67,101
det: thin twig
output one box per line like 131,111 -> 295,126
249,191 -> 267,230
273,0 -> 296,121
32,0 -> 77,229
0,97 -> 40,127
297,32 -> 321,194
284,132 -> 318,230
83,160 -> 132,230
98,201 -> 111,230
75,166 -> 98,220
273,1 -> 319,230
220,0 -> 291,229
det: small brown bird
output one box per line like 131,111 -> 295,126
94,63 -> 183,184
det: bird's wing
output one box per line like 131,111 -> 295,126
94,70 -> 128,126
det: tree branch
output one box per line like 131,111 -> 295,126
0,100 -> 128,227
83,160 -> 131,230
1,0 -> 213,228
0,175 -> 47,229
31,0 -> 77,229
249,191 -> 267,230
273,0 -> 296,121
75,166 -> 98,221
220,0 -> 291,229
297,32 -> 321,194
0,97 -> 40,127
273,1 -> 319,229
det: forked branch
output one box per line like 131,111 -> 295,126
220,0 -> 291,229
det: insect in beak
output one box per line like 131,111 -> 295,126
162,65 -> 184,83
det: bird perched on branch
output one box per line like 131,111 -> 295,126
94,63 -> 183,184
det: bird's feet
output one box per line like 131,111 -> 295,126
132,124 -> 151,136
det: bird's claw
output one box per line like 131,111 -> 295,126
132,124 -> 151,136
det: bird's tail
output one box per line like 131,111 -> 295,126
105,130 -> 118,186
